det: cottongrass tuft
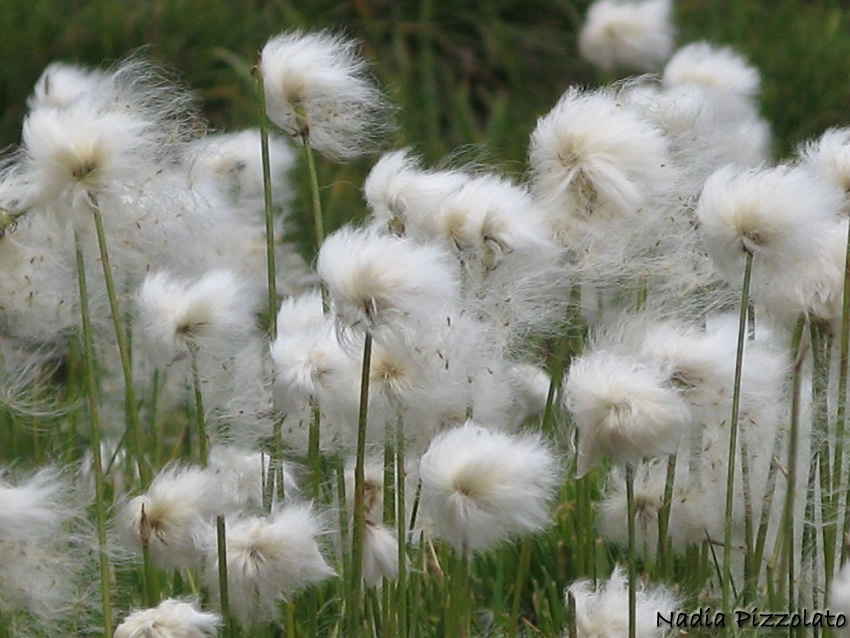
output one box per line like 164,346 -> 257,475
564,351 -> 690,477
579,0 -> 674,73
260,29 -> 393,159
662,41 -> 761,98
317,226 -> 460,338
204,504 -> 335,626
418,421 -> 560,556
114,598 -> 221,638
568,565 -> 679,637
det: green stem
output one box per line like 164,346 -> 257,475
217,515 -> 236,638
626,464 -> 636,638
507,537 -> 533,638
350,333 -> 373,637
656,454 -> 677,579
254,57 -> 278,336
837,217 -> 850,564
191,353 -> 207,467
785,315 -> 808,610
141,504 -> 159,608
303,139 -> 325,251
74,231 -> 114,638
308,401 -> 321,501
89,201 -> 149,488
751,424 -> 785,593
722,249 -> 753,614
395,418 -> 407,638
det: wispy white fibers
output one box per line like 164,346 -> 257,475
418,421 -> 560,555
799,127 -> 850,212
261,29 -> 393,159
579,0 -> 674,73
662,42 -> 761,98
696,164 -> 845,324
0,466 -> 94,636
0,466 -> 74,540
363,149 -> 469,235
568,566 -> 679,637
204,504 -> 335,626
317,226 -> 460,339
188,129 -> 296,216
28,62 -> 105,111
207,446 -> 299,513
115,598 -> 221,638
564,350 -> 690,477
136,269 -> 259,367
118,465 -> 220,569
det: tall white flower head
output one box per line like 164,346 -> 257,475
317,226 -> 460,339
205,505 -> 335,626
21,102 -> 155,211
799,128 -> 850,212
568,566 -> 679,637
579,0 -> 674,73
564,351 -> 690,477
662,42 -> 761,98
118,465 -> 219,569
696,164 -> 844,320
260,29 -> 393,159
115,598 -> 221,638
0,466 -> 74,541
363,149 -> 469,236
529,87 -> 670,235
28,62 -> 105,111
418,421 -> 560,556
137,269 -> 259,367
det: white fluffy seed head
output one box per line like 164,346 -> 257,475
564,351 -> 690,477
0,467 -> 75,541
363,149 -> 471,236
117,466 -> 218,570
578,0 -> 674,73
137,269 -> 259,367
418,421 -> 560,556
798,127 -> 850,212
114,598 -> 221,638
830,562 -> 850,623
529,87 -> 670,236
663,42 -> 761,98
21,103 -> 155,211
28,62 -> 105,111
317,227 -> 460,337
362,522 -> 399,587
568,565 -> 679,637
205,505 -> 335,626
696,164 -> 844,297
260,30 -> 393,159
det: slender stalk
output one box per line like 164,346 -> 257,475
217,515 -> 236,638
349,333 -> 373,637
253,57 -> 278,336
838,217 -> 850,564
140,504 -> 159,608
89,202 -> 148,487
722,249 -> 753,614
447,550 -> 470,638
308,401 -> 322,500
191,353 -> 207,467
751,425 -> 785,592
75,231 -> 114,638
508,537 -> 533,638
656,454 -> 677,578
784,315 -> 808,612
626,464 -> 636,638
396,416 -> 408,638
303,139 -> 325,250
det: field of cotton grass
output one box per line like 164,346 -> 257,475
2,0 -> 850,636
